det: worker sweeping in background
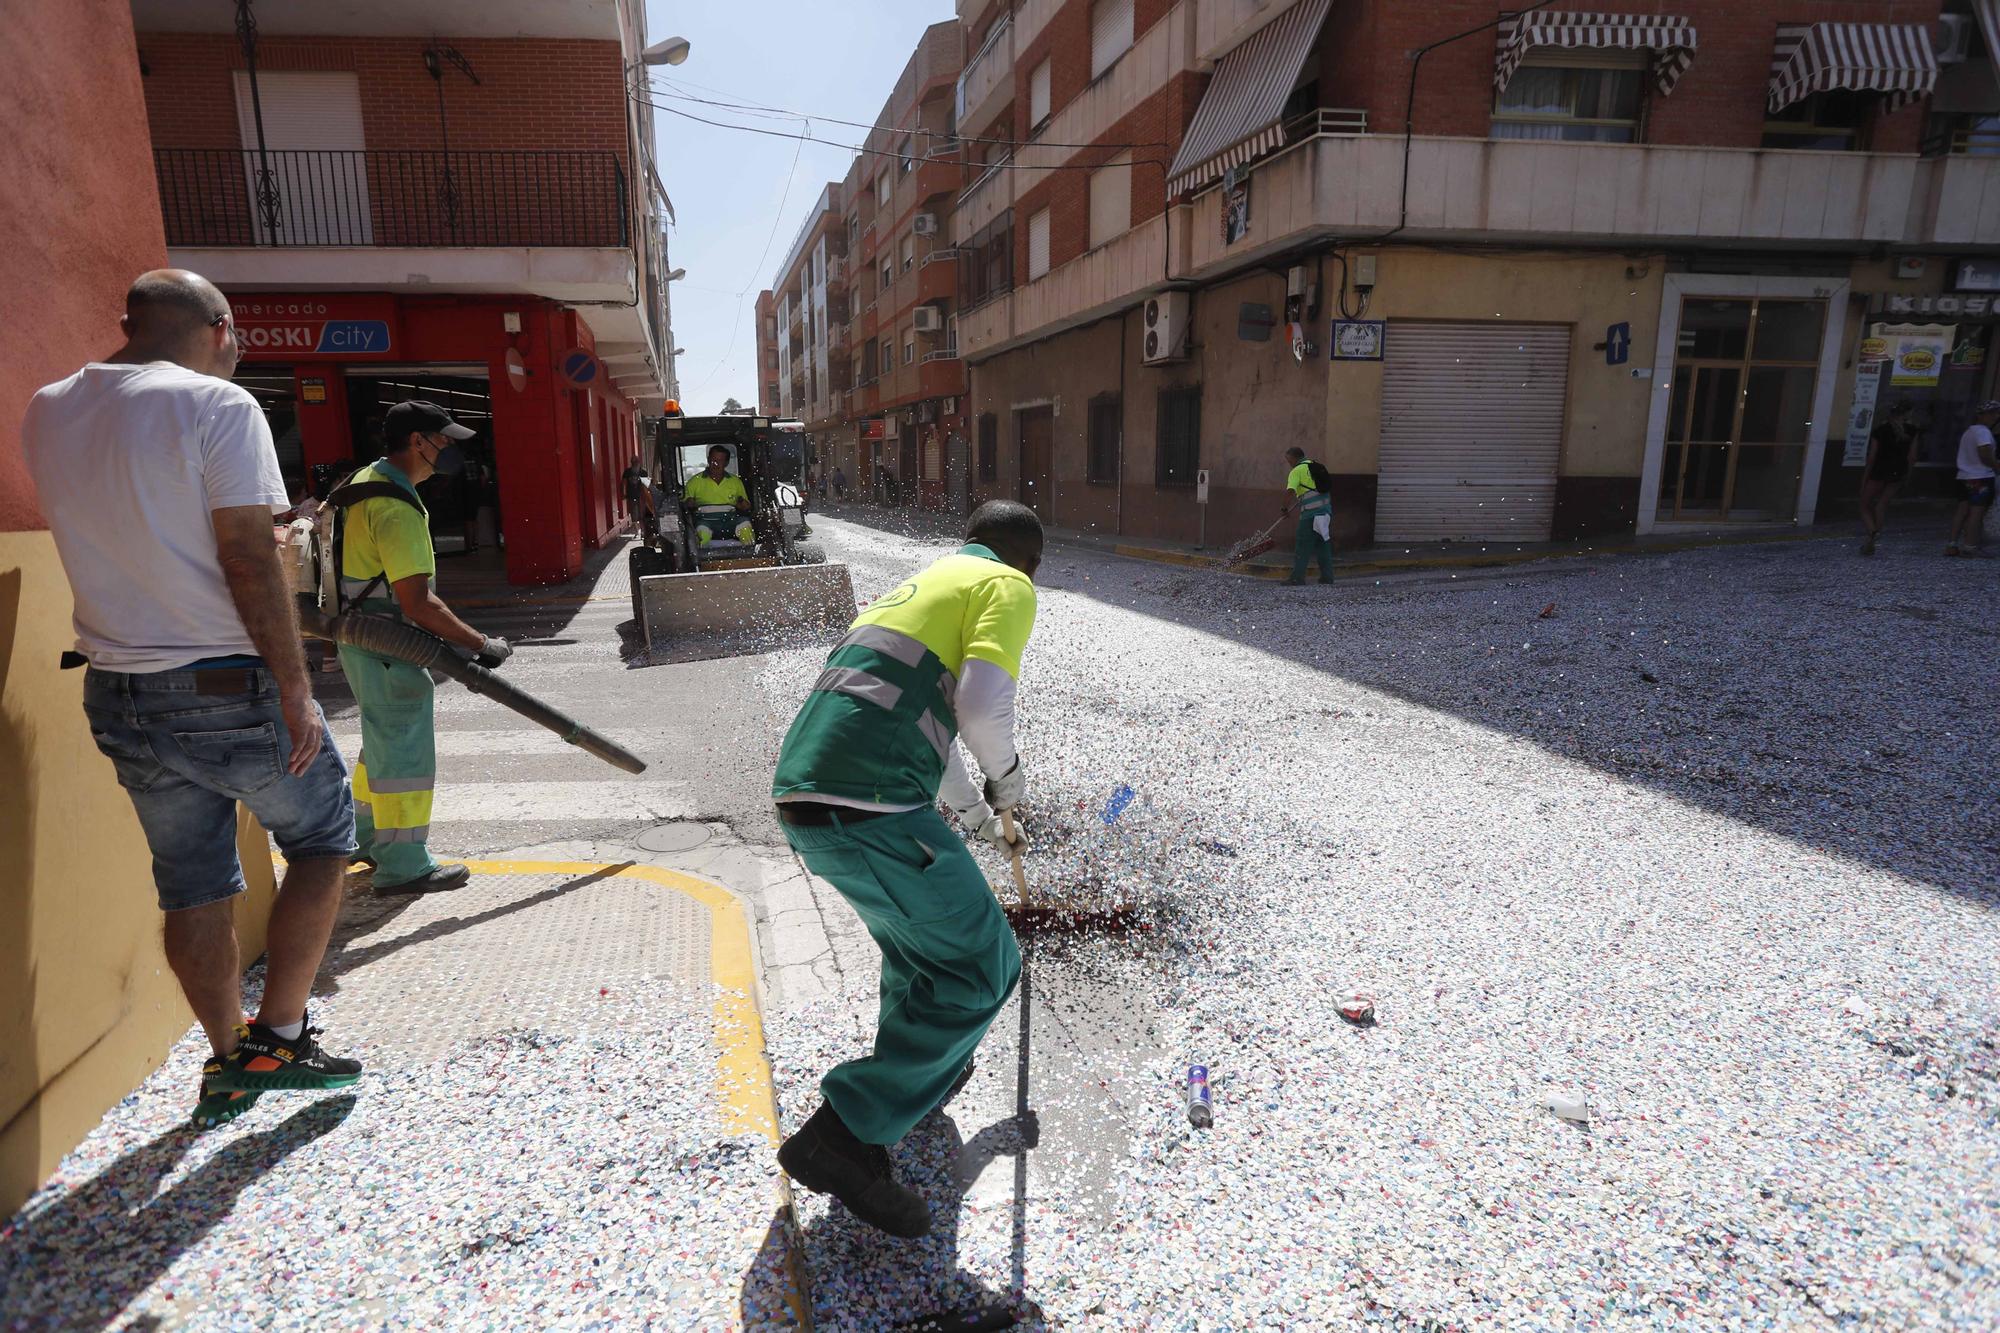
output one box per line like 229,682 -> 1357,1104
1281,445 -> 1336,585
335,401 -> 513,895
771,500 -> 1041,1237
684,443 -> 756,544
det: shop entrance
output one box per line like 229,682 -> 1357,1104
344,365 -> 497,555
232,363 -> 303,500
1657,298 -> 1825,522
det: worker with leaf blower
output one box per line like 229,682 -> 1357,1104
331,401 -> 512,895
770,499 -> 1041,1238
1281,445 -> 1337,586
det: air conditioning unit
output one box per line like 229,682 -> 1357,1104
913,305 -> 945,333
1142,291 -> 1190,364
913,212 -> 939,236
1937,14 -> 1973,63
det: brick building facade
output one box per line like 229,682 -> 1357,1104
130,1 -> 675,584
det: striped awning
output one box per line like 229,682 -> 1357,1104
1167,0 -> 1331,196
1768,22 -> 1937,113
1494,12 -> 1699,97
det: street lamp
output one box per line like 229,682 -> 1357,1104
641,36 -> 691,66
665,268 -> 686,282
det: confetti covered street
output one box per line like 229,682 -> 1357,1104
6,511 -> 1998,1330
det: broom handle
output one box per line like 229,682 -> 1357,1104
1001,809 -> 1031,906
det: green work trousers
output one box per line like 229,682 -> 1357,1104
338,640 -> 441,887
1291,508 -> 1335,583
781,804 -> 1021,1145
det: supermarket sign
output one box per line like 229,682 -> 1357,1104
229,295 -> 398,360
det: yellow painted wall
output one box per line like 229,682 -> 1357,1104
1324,248 -> 1668,478
0,535 -> 278,1213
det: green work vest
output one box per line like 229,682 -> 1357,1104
772,545 -> 1034,806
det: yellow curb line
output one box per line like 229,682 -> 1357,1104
443,858 -> 812,1327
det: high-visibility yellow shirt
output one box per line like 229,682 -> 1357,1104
341,459 -> 434,588
1286,462 -> 1316,498
854,544 -> 1037,679
684,472 -> 748,508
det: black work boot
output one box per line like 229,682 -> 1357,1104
778,1101 -> 931,1238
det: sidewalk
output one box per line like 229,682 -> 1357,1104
0,860 -> 809,1330
810,498 -> 1945,580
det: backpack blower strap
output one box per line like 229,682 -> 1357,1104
326,475 -> 425,610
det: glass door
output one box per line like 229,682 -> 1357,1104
1658,297 -> 1824,521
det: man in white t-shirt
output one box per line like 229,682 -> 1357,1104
22,270 -> 362,1130
1948,399 -> 1999,557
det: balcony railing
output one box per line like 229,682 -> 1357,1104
955,12 -> 1013,129
1282,107 -> 1369,141
921,346 -> 961,363
155,148 -> 628,247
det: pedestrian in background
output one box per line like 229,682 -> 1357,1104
22,269 -> 361,1128
1947,399 -> 1999,557
1281,445 -> 1335,585
1858,399 -> 1917,556
831,464 -> 848,500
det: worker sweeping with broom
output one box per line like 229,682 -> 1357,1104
772,500 -> 1041,1238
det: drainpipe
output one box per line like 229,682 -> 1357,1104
1375,0 -> 1561,244
234,0 -> 280,242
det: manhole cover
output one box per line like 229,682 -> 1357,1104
634,821 -> 713,853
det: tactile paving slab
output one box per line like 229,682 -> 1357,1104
328,867 -> 712,1062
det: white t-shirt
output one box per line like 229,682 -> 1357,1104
1958,423 -> 1997,480
22,362 -> 287,671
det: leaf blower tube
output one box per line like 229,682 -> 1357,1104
300,606 -> 648,775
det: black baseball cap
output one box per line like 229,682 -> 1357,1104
384,399 -> 475,444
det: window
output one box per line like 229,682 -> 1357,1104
848,215 -> 859,248
1089,151 -> 1131,249
882,258 -> 894,288
1492,64 -> 1643,143
899,134 -> 914,174
901,233 -> 915,272
978,413 -> 998,480
1087,395 -> 1121,484
962,209 -> 1015,308
878,172 -> 892,206
904,332 -> 915,365
1091,0 -> 1134,80
1156,387 -> 1200,486
1029,58 -> 1052,130
1763,90 -> 1868,150
1027,207 -> 1051,280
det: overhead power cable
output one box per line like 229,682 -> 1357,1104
641,74 -> 1171,156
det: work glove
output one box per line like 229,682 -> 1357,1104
474,635 -> 512,668
972,810 -> 1028,855
982,756 -> 1026,813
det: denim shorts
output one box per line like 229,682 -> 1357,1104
83,667 -> 356,911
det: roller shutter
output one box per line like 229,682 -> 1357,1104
1378,322 -> 1570,542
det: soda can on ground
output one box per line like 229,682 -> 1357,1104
1339,993 -> 1376,1026
1186,1064 -> 1212,1128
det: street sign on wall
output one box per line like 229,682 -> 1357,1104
559,348 -> 602,390
230,295 -> 398,359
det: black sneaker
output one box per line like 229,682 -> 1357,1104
777,1102 -> 931,1238
209,1014 -> 362,1093
190,1025 -> 263,1129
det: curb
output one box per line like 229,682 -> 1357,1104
453,859 -> 814,1329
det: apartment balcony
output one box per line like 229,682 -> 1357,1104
916,155 -> 966,204
955,12 -> 1012,137
826,254 -> 847,290
919,347 -> 966,399
953,154 -> 1011,246
918,249 -> 960,305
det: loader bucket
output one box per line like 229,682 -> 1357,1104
637,562 -> 857,657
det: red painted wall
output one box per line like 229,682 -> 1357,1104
2,2 -> 167,532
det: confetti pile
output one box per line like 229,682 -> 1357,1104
759,523 -> 2000,1329
1,980 -> 798,1331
